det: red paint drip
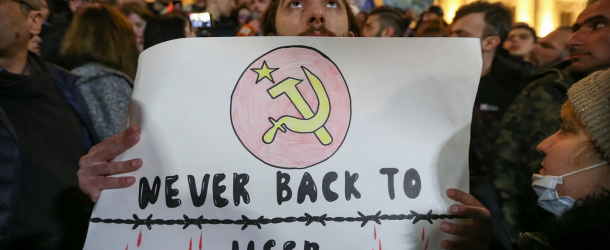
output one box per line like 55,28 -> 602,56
199,232 -> 203,250
125,244 -> 129,250
137,229 -> 142,247
424,237 -> 429,250
422,228 -> 424,241
189,238 -> 193,250
374,225 -> 377,240
378,239 -> 382,250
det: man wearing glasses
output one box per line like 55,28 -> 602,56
0,0 -> 98,249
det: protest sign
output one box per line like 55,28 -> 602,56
84,37 -> 482,250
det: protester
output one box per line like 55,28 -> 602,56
0,0 -> 97,249
361,6 -> 406,37
60,5 -> 138,140
504,23 -> 537,61
143,13 -> 193,49
40,0 -> 101,64
244,0 -> 271,34
147,0 -> 168,15
261,0 -> 360,36
450,1 -> 532,249
528,27 -> 573,68
120,2 -> 153,52
441,68 -> 610,250
414,19 -> 448,37
493,0 -> 610,245
356,11 -> 367,27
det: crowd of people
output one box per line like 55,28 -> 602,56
1,0 -> 610,249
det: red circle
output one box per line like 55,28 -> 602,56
231,46 -> 351,169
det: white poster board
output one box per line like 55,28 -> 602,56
84,37 -> 481,250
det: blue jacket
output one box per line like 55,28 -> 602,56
0,60 -> 99,247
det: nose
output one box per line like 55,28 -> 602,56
537,132 -> 559,155
307,2 -> 325,28
567,30 -> 584,49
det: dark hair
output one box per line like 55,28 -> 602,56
120,1 -> 153,22
261,0 -> 360,36
143,13 -> 187,50
414,19 -> 448,37
427,5 -> 443,17
511,22 -> 538,43
453,1 -> 512,44
556,26 -> 573,32
369,6 -> 407,37
60,5 -> 139,79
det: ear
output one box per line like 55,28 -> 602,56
382,26 -> 395,37
481,36 -> 501,52
28,10 -> 44,37
348,31 -> 355,37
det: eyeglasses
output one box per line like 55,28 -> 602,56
12,0 -> 35,10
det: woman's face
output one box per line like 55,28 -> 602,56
537,106 -> 608,200
128,13 -> 147,51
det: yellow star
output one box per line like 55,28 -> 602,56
250,61 -> 279,84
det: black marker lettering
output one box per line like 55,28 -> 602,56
165,175 -> 181,208
380,168 -> 399,200
403,168 -> 421,199
304,241 -> 319,250
297,172 -> 317,204
188,174 -> 210,207
277,171 -> 292,205
263,240 -> 276,250
322,171 -> 338,202
345,171 -> 361,201
213,174 -> 229,208
283,241 -> 296,250
233,173 -> 251,206
138,176 -> 161,209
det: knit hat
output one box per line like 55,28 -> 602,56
567,68 -> 610,160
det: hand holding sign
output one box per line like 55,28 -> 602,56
439,189 -> 492,250
78,125 -> 142,202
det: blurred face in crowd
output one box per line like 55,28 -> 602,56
0,0 -> 43,56
362,14 -> 381,37
421,11 -> 440,23
249,0 -> 270,15
504,27 -> 536,57
274,0 -> 354,36
69,0 -> 100,13
450,13 -> 495,52
127,13 -> 147,51
217,0 -> 236,17
238,7 -> 251,26
529,29 -> 572,68
568,0 -> 610,74
537,103 -> 609,200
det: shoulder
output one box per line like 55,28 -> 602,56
72,63 -> 133,88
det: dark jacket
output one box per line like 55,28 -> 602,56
0,57 -> 98,247
40,12 -> 72,65
518,191 -> 610,250
491,60 -> 579,243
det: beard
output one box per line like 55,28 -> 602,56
297,26 -> 338,37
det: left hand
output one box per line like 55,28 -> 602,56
439,188 -> 492,250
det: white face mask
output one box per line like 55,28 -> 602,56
532,161 -> 608,217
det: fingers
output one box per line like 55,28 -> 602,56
80,176 -> 137,202
439,221 -> 469,237
446,189 -> 484,207
81,125 -> 140,168
448,204 -> 491,221
81,159 -> 143,177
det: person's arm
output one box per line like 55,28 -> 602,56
78,125 -> 142,202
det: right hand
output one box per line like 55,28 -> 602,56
439,189 -> 492,250
78,125 -> 143,202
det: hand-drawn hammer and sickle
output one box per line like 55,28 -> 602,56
262,66 -> 333,146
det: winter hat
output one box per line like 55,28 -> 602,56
568,68 -> 610,160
